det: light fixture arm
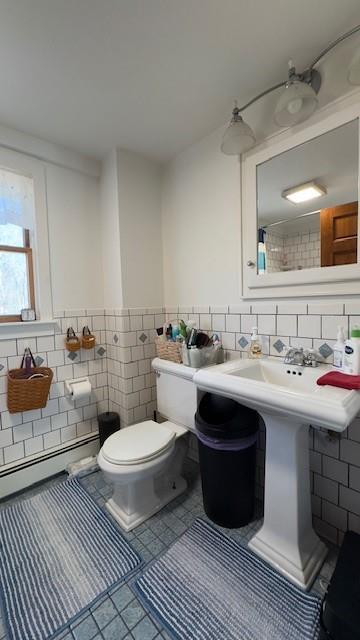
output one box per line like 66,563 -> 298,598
235,24 -> 360,115
309,24 -> 360,69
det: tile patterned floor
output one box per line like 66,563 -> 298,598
0,459 -> 338,640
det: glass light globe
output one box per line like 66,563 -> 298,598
221,116 -> 256,155
274,80 -> 318,127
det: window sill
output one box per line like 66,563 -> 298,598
0,320 -> 59,340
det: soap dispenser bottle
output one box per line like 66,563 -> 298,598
249,327 -> 262,359
344,326 -> 360,375
333,326 -> 345,370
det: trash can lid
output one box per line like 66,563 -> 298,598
195,392 -> 258,440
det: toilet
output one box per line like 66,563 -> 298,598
97,358 -> 197,531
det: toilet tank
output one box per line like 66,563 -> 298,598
152,358 -> 197,431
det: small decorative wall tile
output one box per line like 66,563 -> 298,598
238,336 -> 249,349
139,333 -> 148,343
273,339 -> 286,353
97,346 -> 106,357
0,364 -> 4,371
113,334 -> 119,344
319,343 -> 333,359
67,352 -> 78,361
35,356 -> 44,366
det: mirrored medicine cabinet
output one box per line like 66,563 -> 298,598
241,97 -> 360,298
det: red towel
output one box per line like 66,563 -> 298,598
317,371 -> 360,390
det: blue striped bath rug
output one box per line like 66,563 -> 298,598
135,519 -> 322,640
0,477 -> 141,640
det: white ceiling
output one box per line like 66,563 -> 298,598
0,0 -> 360,161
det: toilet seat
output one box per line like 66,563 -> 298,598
102,421 -> 175,466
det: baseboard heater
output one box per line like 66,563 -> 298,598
0,434 -> 99,479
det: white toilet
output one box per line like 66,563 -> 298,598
97,358 -> 197,531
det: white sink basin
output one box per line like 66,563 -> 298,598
193,357 -> 360,590
194,357 -> 360,431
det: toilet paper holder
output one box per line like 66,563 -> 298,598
65,376 -> 91,400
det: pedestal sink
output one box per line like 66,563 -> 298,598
193,357 -> 360,590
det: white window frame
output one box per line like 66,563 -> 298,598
0,147 -> 54,335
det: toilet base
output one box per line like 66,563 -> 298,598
105,475 -> 187,532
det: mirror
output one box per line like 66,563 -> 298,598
256,119 -> 359,274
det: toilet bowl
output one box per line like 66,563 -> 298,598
98,419 -> 189,531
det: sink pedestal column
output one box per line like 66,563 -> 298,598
249,413 -> 327,590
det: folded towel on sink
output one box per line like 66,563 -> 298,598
317,371 -> 360,389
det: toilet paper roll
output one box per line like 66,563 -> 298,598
70,379 -> 91,401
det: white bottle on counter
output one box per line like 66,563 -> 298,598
333,326 -> 345,370
343,326 -> 360,375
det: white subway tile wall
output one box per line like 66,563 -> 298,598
266,230 -> 320,273
165,301 -> 360,546
0,309 -> 108,468
106,308 -> 161,426
1,301 -> 360,546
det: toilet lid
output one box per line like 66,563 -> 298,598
102,421 -> 175,465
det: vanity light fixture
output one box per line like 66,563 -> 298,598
220,101 -> 256,154
274,62 -> 319,127
282,181 -> 327,204
221,24 -> 360,155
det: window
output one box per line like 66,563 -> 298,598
0,168 -> 36,322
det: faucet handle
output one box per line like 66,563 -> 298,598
303,348 -> 324,367
284,347 -> 304,365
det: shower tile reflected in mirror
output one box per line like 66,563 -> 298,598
256,119 -> 359,274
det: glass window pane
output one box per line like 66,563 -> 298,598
0,251 -> 29,316
0,223 -> 24,247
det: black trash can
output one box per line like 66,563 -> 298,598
319,530 -> 360,640
195,393 -> 259,528
98,412 -> 120,447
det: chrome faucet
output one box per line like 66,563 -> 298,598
284,347 -> 305,366
284,347 -> 323,367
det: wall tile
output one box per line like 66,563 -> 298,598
257,315 -> 276,336
348,418 -> 360,443
43,430 -> 60,449
298,315 -> 321,338
199,314 -> 212,331
228,304 -> 251,314
340,439 -> 360,466
13,423 -> 33,442
322,316 -> 348,340
241,315 -> 257,333
345,302 -> 360,315
0,341 -> 17,358
4,442 -> 24,464
322,455 -> 348,485
212,315 -> 226,332
349,465 -> 360,491
225,315 -> 241,332
277,302 -> 307,315
276,315 -> 297,337
322,500 -> 348,531
339,485 -> 360,516
269,336 -> 289,356
25,436 -> 44,456
314,474 -> 339,505
314,430 -> 340,459
210,305 -> 229,314
33,418 -> 51,436
308,302 -> 344,315
251,302 -> 277,314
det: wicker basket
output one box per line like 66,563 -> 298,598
7,353 -> 54,413
155,337 -> 182,364
81,326 -> 96,350
65,327 -> 81,352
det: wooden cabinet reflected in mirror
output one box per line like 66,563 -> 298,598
320,201 -> 358,267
